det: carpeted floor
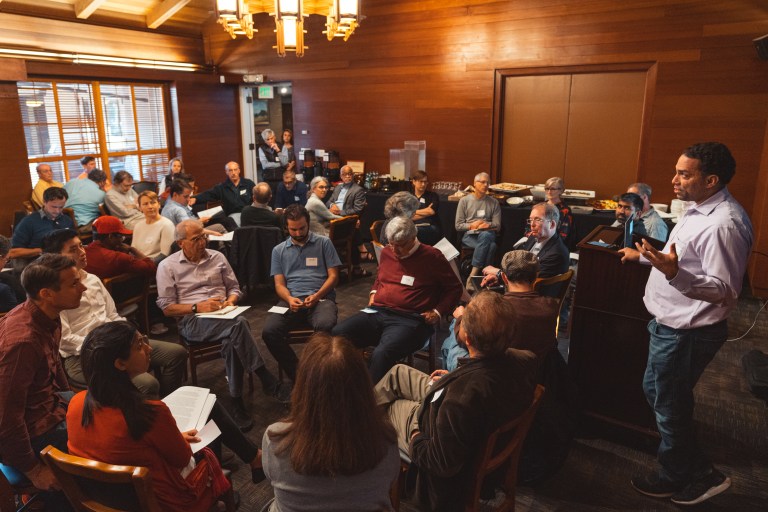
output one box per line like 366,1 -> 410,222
153,262 -> 768,511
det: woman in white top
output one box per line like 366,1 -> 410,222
105,171 -> 144,229
305,176 -> 341,236
131,191 -> 175,263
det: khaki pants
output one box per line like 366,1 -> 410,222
374,364 -> 431,458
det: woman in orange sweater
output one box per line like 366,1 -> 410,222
67,321 -> 231,511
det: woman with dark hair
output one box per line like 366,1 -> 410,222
159,157 -> 184,202
263,334 -> 399,511
67,321 -> 265,511
279,129 -> 296,172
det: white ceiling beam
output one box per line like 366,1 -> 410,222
74,0 -> 109,19
147,0 -> 193,29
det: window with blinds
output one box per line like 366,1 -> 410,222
18,80 -> 170,187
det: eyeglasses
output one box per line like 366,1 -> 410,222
187,233 -> 209,244
544,187 -> 562,191
133,334 -> 149,349
526,217 -> 545,226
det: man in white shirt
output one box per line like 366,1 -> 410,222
42,228 -> 186,399
620,142 -> 753,506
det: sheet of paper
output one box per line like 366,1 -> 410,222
197,305 -> 250,320
190,420 -> 221,454
268,305 -> 289,314
361,307 -> 377,314
197,394 -> 217,431
372,242 -> 383,262
208,231 -> 234,242
197,205 -> 223,219
163,386 -> 212,433
433,238 -> 459,261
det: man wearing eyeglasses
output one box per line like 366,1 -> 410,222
83,216 -> 155,280
156,219 -> 285,430
482,203 -> 568,297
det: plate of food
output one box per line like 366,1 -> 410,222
588,199 -> 618,211
507,196 -> 525,206
489,182 -> 533,194
562,189 -> 595,199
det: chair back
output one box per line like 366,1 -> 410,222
40,445 -> 162,512
132,181 -> 158,195
22,201 -> 36,213
102,273 -> 150,333
534,269 -> 574,312
370,219 -> 384,245
329,215 -> 359,277
465,385 -> 545,512
98,203 -> 110,217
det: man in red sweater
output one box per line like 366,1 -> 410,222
332,216 -> 463,382
84,215 -> 156,279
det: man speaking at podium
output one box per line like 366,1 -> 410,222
620,142 -> 752,506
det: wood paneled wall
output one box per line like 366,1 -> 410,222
207,0 -> 768,295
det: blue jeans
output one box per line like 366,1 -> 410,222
643,319 -> 727,484
440,318 -> 468,371
461,230 -> 497,269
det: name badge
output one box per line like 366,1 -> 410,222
294,195 -> 300,202
239,189 -> 246,195
400,275 -> 415,286
306,257 -> 318,267
431,388 -> 444,403
419,197 -> 426,204
478,209 -> 486,217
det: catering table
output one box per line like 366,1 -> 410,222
360,192 -> 618,257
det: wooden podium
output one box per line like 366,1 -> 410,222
568,225 -> 657,435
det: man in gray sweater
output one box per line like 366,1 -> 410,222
455,172 -> 501,291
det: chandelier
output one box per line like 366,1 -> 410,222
215,0 -> 362,57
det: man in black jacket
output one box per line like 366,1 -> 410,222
241,182 -> 281,228
194,161 -> 256,226
374,291 -> 538,511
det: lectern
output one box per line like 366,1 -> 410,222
569,225 -> 657,435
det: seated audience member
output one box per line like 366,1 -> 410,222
262,205 -> 341,383
332,217 -> 463,382
158,157 -> 184,202
132,191 -> 176,262
306,176 -> 341,236
374,291 -> 538,511
259,129 -> 284,181
627,182 -> 669,242
76,156 -> 96,179
64,168 -> 107,232
527,177 -> 572,243
241,182 -> 281,228
611,192 -> 648,240
278,128 -> 296,172
10,187 -> 74,266
84,216 -> 155,279
263,334 -> 399,512
443,250 -> 559,371
0,254 -> 86,507
105,170 -> 143,229
0,236 -> 22,311
411,170 -> 443,245
67,321 -> 264,512
156,220 -> 285,429
42,229 -> 185,398
326,164 -> 373,269
162,179 -> 228,234
31,163 -> 63,209
194,161 -> 255,226
455,172 -> 501,291
274,169 -> 308,209
378,191 -> 420,246
484,202 -> 569,297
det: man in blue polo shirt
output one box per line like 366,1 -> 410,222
10,187 -> 74,268
261,204 -> 341,383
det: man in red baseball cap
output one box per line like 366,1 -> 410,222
84,215 -> 156,279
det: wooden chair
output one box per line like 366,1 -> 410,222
370,219 -> 384,246
63,207 -> 91,244
102,273 -> 149,334
464,384 -> 545,511
329,215 -> 359,277
406,329 -> 440,374
132,181 -> 158,195
278,327 -> 315,381
179,333 -> 254,392
98,203 -> 109,217
534,269 -> 574,333
0,461 -> 41,512
21,201 -> 35,213
40,445 -> 162,512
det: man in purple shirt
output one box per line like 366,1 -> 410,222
621,142 -> 753,506
156,219 -> 285,431
0,253 -> 86,507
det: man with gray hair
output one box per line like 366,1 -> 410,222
628,182 -> 669,242
193,161 -> 256,226
156,219 -> 285,430
332,217 -> 463,382
258,128 -> 284,181
379,191 -> 420,245
455,172 -> 501,291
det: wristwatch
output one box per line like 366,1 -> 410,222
191,303 -> 197,313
